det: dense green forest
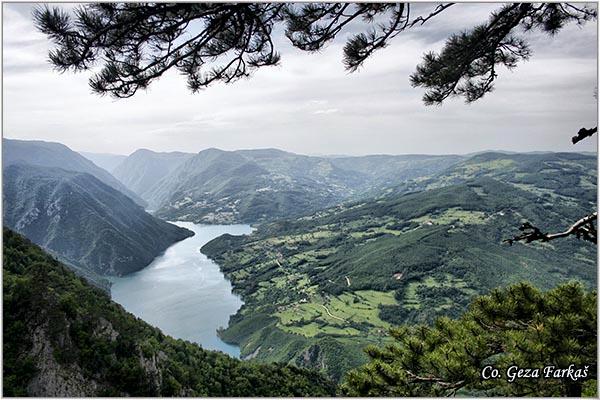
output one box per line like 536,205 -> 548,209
2,228 -> 336,397
5,227 -> 595,397
202,152 -> 597,381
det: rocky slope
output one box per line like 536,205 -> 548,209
3,164 -> 193,277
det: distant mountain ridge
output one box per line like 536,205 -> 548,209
80,151 -> 127,173
111,147 -> 464,223
4,139 -> 145,207
112,149 -> 194,204
112,146 -> 593,225
369,151 -> 597,201
3,163 -> 193,277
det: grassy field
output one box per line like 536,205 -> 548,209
411,207 -> 487,225
275,289 -> 397,336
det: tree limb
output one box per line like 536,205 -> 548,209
504,212 -> 597,245
572,126 -> 597,144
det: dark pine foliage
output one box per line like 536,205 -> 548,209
34,3 -> 596,101
34,3 -> 286,98
409,3 -> 596,104
342,282 -> 597,397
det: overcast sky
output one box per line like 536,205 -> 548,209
3,2 -> 598,156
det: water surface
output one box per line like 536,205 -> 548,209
111,222 -> 252,357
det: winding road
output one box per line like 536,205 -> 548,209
320,304 -> 345,322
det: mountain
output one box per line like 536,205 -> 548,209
2,228 -> 336,397
328,153 -> 462,189
126,147 -> 462,224
200,152 -> 597,381
146,148 -> 359,223
382,151 -> 598,200
426,151 -> 597,192
3,139 -> 145,207
112,149 -> 193,205
79,151 -> 127,173
3,163 -> 193,277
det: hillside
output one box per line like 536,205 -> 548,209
3,164 -> 193,277
201,152 -> 596,381
4,139 -> 145,207
124,147 -> 461,223
149,148 -> 358,223
384,151 -> 597,200
112,149 -> 193,203
2,229 -> 336,397
329,153 -> 462,190
80,152 -> 127,173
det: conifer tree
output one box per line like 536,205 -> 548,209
341,282 -> 597,397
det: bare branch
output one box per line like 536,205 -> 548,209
572,126 -> 597,144
404,369 -> 466,393
504,212 -> 598,246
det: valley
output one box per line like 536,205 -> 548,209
201,152 -> 597,380
3,139 -> 597,393
3,162 -> 193,289
4,2 -> 597,396
3,229 -> 336,396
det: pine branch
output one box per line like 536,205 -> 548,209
410,3 -> 596,105
34,2 -> 596,99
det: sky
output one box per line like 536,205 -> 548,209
3,2 -> 598,156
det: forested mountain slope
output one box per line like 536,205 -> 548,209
129,147 -> 462,223
3,164 -> 193,277
201,153 -> 596,381
148,148 -> 359,222
2,229 -> 336,397
4,139 -> 145,206
328,153 -> 462,190
385,151 -> 597,199
111,149 -> 193,202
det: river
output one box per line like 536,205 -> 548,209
110,222 -> 253,358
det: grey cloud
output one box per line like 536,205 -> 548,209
3,62 -> 50,74
2,3 -> 597,156
3,2 -> 37,18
